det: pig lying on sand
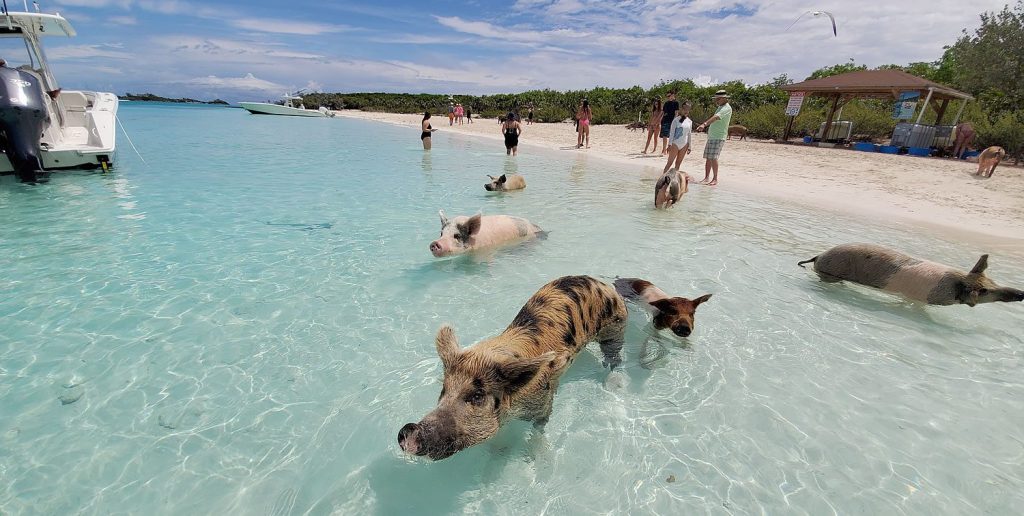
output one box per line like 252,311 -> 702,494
430,210 -> 543,257
975,146 -> 1005,178
399,276 -> 628,460
799,243 -> 1024,306
654,169 -> 689,209
484,174 -> 526,192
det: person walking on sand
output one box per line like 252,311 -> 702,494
663,101 -> 692,174
421,112 -> 437,150
642,98 -> 663,154
527,103 -> 535,125
576,99 -> 592,148
465,104 -> 473,124
695,90 -> 733,186
659,91 -> 679,156
447,102 -> 455,126
502,111 -> 522,156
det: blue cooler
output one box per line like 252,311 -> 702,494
879,145 -> 899,154
907,147 -> 931,157
853,142 -> 877,152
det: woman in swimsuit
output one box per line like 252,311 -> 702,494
576,99 -> 592,148
421,112 -> 436,150
527,104 -> 534,125
502,111 -> 522,156
642,98 -> 663,154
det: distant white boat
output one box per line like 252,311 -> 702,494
239,93 -> 333,117
0,11 -> 118,182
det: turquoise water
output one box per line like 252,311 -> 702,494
2,103 -> 1023,515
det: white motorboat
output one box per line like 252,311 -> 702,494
0,10 -> 118,182
239,93 -> 333,117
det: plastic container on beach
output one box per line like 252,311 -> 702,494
802,136 -> 813,143
907,147 -> 931,157
879,145 -> 899,154
853,142 -> 877,152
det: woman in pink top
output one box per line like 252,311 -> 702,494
576,99 -> 592,148
455,104 -> 464,125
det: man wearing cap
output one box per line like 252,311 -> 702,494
695,90 -> 733,186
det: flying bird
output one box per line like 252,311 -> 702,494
786,10 -> 837,36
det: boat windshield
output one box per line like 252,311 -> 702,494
0,34 -> 41,70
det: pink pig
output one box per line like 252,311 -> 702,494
429,210 -> 544,257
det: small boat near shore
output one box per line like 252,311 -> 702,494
0,10 -> 118,182
238,92 -> 333,117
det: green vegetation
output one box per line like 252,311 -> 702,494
119,93 -> 229,105
303,2 -> 1024,161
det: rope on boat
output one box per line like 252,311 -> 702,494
115,113 -> 147,165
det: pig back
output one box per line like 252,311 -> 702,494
813,243 -> 925,289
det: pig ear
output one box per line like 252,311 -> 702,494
650,299 -> 677,314
692,294 -> 713,307
464,213 -> 482,237
498,174 -> 507,184
495,352 -> 554,395
970,254 -> 989,275
435,324 -> 460,369
438,210 -> 449,227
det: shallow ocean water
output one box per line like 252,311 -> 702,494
1,103 -> 1023,515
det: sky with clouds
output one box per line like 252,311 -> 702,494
12,0 -> 1010,101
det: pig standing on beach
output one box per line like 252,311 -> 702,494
727,125 -> 748,140
484,174 -> 526,192
975,146 -> 1006,178
798,243 -> 1024,306
430,210 -> 544,257
654,169 -> 689,209
398,275 -> 628,460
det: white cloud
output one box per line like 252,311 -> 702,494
179,73 -> 286,92
230,18 -> 348,35
110,16 -> 137,25
55,0 -> 132,8
48,44 -> 132,60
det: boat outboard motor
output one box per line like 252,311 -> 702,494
0,66 -> 47,182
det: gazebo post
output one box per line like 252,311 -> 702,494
821,94 -> 840,143
952,98 -> 968,125
915,88 -> 934,124
935,99 -> 950,125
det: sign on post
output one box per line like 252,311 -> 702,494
785,92 -> 805,116
892,91 -> 920,120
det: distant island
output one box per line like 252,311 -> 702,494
119,93 -> 229,105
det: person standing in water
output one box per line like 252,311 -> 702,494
421,112 -> 437,150
695,90 -> 733,186
502,111 -> 522,156
576,99 -> 592,149
663,101 -> 692,174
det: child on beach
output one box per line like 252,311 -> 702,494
663,101 -> 692,174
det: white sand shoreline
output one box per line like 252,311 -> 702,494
332,110 -> 1024,251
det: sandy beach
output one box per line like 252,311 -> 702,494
333,110 -> 1024,248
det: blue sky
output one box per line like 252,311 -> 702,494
30,0 -> 1007,102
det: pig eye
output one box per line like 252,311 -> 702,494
468,390 -> 486,406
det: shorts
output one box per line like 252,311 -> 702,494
703,139 -> 725,160
659,120 -> 671,138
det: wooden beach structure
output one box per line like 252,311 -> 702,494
780,69 -> 973,144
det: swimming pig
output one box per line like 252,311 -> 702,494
798,243 -> 1024,306
430,210 -> 544,258
484,174 -> 526,192
975,146 -> 1005,178
398,275 -> 628,460
654,169 -> 688,209
614,278 -> 712,368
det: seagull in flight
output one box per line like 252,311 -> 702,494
787,10 -> 837,36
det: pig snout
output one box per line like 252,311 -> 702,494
398,423 -> 422,455
672,324 -> 692,337
429,241 -> 446,257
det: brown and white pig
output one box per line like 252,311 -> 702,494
429,210 -> 544,258
798,243 -> 1024,306
398,275 -> 628,460
614,278 -> 713,338
654,169 -> 689,209
484,174 -> 526,192
976,146 -> 1006,178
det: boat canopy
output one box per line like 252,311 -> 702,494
0,12 -> 76,37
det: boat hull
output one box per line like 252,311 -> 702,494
238,102 -> 328,117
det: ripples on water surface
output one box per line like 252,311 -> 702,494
1,104 -> 1023,515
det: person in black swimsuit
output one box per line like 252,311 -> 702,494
502,111 -> 522,156
527,103 -> 534,125
421,112 -> 435,150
